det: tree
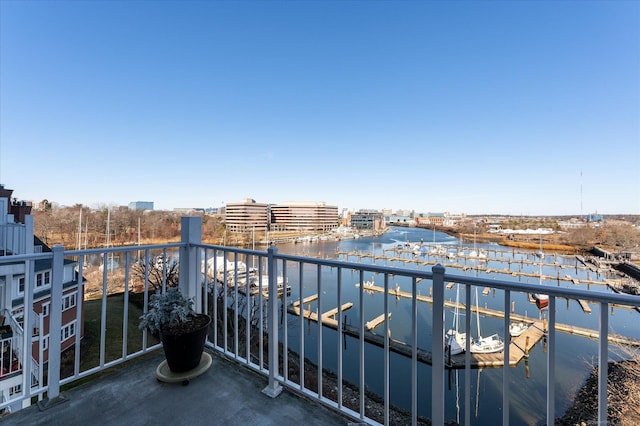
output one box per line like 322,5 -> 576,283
131,255 -> 179,292
40,199 -> 52,212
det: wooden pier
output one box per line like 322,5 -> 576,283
447,321 -> 546,368
366,312 -> 391,331
287,300 -> 547,368
577,299 -> 593,313
287,302 -> 437,365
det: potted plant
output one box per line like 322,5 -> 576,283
139,287 -> 211,373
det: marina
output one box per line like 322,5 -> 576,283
336,249 -> 612,287
268,226 -> 640,424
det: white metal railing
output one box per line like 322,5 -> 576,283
198,238 -> 640,425
0,216 -> 638,425
0,240 -> 184,412
1,309 -> 24,377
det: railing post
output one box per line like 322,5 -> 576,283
598,302 -> 608,425
431,264 -> 445,425
39,245 -> 66,409
262,245 -> 282,398
179,216 -> 202,311
503,289 -> 511,425
547,296 -> 556,423
22,254 -> 35,407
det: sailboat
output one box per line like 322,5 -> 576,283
468,227 -> 478,258
535,234 -> 544,258
532,256 -> 549,308
477,248 -> 488,262
99,208 -> 118,272
470,287 -> 504,354
445,284 -> 466,356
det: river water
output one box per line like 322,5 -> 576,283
272,226 -> 640,425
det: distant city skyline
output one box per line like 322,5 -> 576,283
1,1 -> 638,215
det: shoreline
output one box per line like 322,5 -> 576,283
403,223 -> 590,254
557,358 -> 640,425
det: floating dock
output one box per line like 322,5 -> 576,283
287,285 -> 640,368
365,312 -> 391,331
287,301 -> 547,368
336,250 -> 608,286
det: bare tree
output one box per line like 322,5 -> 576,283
131,255 -> 179,292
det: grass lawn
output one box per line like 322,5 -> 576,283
78,292 -> 159,371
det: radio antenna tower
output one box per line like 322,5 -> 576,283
580,168 -> 583,218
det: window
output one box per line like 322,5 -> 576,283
60,320 -> 76,342
42,303 -> 50,317
35,271 -> 52,288
62,293 -> 77,311
44,321 -> 77,348
19,277 -> 25,293
9,384 -> 22,397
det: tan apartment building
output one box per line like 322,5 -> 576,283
224,199 -> 269,233
270,202 -> 338,233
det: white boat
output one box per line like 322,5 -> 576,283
249,274 -> 285,289
478,249 -> 488,262
509,321 -> 529,337
470,333 -> 504,354
446,285 -> 466,356
468,227 -> 478,258
470,287 -> 504,354
446,330 -> 467,356
535,234 -> 544,258
203,256 -> 248,281
532,292 -> 549,308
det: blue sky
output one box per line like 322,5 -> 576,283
1,1 -> 638,215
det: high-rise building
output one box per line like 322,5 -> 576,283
350,209 -> 384,231
225,199 -> 269,233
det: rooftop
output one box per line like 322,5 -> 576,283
6,349 -> 353,426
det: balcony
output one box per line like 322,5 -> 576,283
5,349 -> 351,425
0,216 -> 639,425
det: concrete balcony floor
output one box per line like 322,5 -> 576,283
6,350 -> 354,426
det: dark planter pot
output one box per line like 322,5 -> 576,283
159,314 -> 211,373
